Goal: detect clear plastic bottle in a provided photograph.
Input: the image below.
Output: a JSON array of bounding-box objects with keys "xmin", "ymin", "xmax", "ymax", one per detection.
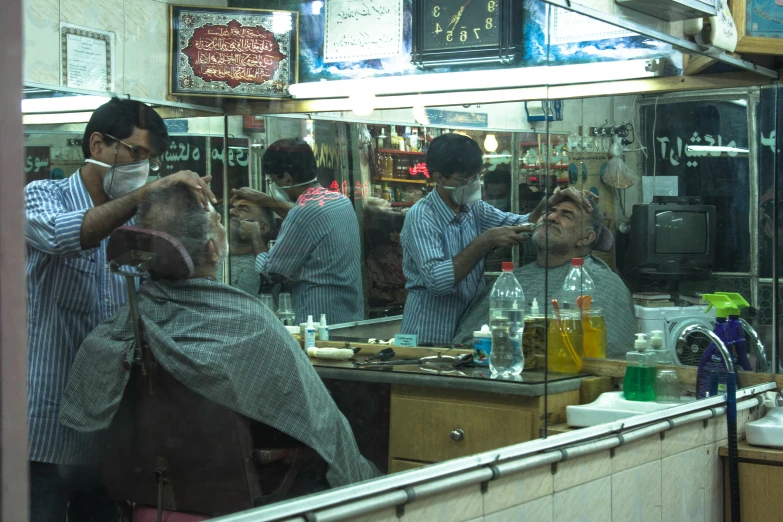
[
  {"xmin": 561, "ymin": 257, "xmax": 595, "ymax": 311},
  {"xmin": 489, "ymin": 262, "xmax": 525, "ymax": 376}
]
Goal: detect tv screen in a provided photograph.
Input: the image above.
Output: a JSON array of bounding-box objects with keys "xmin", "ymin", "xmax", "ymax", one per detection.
[{"xmin": 655, "ymin": 211, "xmax": 708, "ymax": 254}]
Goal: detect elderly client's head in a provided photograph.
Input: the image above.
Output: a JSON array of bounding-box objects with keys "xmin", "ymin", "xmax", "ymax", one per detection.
[
  {"xmin": 229, "ymin": 199, "xmax": 273, "ymax": 248},
  {"xmin": 137, "ymin": 184, "xmax": 227, "ymax": 278},
  {"xmin": 532, "ymin": 193, "xmax": 602, "ymax": 260}
]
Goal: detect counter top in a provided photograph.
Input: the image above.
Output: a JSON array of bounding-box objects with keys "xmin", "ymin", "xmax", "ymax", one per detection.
[
  {"xmin": 311, "ymin": 358, "xmax": 586, "ymax": 397},
  {"xmin": 719, "ymin": 441, "xmax": 783, "ymax": 462}
]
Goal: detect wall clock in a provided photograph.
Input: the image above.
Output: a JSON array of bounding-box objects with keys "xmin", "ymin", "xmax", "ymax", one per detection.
[{"xmin": 411, "ymin": 0, "xmax": 523, "ymax": 68}]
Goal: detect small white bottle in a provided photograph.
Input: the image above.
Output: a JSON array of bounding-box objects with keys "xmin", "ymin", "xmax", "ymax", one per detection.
[
  {"xmin": 318, "ymin": 314, "xmax": 330, "ymax": 342},
  {"xmin": 304, "ymin": 315, "xmax": 316, "ymax": 349}
]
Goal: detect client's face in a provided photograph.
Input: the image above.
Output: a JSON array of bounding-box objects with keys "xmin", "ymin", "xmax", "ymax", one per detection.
[
  {"xmin": 207, "ymin": 208, "xmax": 228, "ymax": 263},
  {"xmin": 229, "ymin": 199, "xmax": 269, "ymax": 246},
  {"xmin": 532, "ymin": 200, "xmax": 589, "ymax": 253}
]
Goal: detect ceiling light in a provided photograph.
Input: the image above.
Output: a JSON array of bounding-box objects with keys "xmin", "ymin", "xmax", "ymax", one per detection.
[
  {"xmin": 287, "ymin": 59, "xmax": 660, "ymax": 99},
  {"xmin": 484, "ymin": 134, "xmax": 499, "ymax": 153},
  {"xmin": 23, "ymin": 111, "xmax": 94, "ymax": 125},
  {"xmin": 22, "ymin": 95, "xmax": 110, "ymax": 114}
]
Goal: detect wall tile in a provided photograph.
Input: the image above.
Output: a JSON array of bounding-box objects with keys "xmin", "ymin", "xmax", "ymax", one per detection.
[
  {"xmin": 611, "ymin": 434, "xmax": 662, "ymax": 473},
  {"xmin": 554, "ymin": 450, "xmax": 612, "ymax": 492},
  {"xmin": 705, "ymin": 415, "xmax": 728, "ymax": 445},
  {"xmin": 401, "ymin": 484, "xmax": 482, "ymax": 522},
  {"xmin": 123, "ymin": 0, "xmax": 169, "ymax": 100},
  {"xmin": 554, "ymin": 477, "xmax": 611, "ymax": 522},
  {"xmin": 705, "ymin": 442, "xmax": 724, "ymax": 522},
  {"xmin": 662, "ymin": 447, "xmax": 705, "ymax": 522},
  {"xmin": 24, "ymin": 0, "xmax": 60, "ymax": 84},
  {"xmin": 485, "ymin": 496, "xmax": 553, "ymax": 522},
  {"xmin": 611, "ymin": 460, "xmax": 662, "ymax": 522},
  {"xmin": 483, "ymin": 465, "xmax": 554, "ymax": 516},
  {"xmin": 661, "ymin": 420, "xmax": 706, "ymax": 458}
]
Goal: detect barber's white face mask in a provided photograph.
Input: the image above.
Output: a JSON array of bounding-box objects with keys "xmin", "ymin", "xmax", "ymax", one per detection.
[
  {"xmin": 86, "ymin": 158, "xmax": 150, "ymax": 199},
  {"xmin": 442, "ymin": 177, "xmax": 482, "ymax": 206},
  {"xmin": 270, "ymin": 176, "xmax": 317, "ymax": 203}
]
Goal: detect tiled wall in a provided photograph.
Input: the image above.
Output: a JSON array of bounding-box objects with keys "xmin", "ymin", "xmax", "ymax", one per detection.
[
  {"xmin": 348, "ymin": 408, "xmax": 759, "ymax": 522},
  {"xmin": 23, "ymin": 0, "xmax": 228, "ymax": 100}
]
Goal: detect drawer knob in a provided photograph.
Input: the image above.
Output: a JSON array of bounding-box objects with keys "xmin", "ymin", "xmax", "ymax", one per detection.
[{"xmin": 450, "ymin": 429, "xmax": 465, "ymax": 442}]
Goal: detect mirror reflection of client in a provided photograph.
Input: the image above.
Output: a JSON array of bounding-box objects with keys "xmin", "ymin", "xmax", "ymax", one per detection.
[
  {"xmin": 228, "ymin": 198, "xmax": 273, "ymax": 297},
  {"xmin": 60, "ymin": 184, "xmax": 379, "ymax": 489},
  {"xmin": 453, "ymin": 192, "xmax": 636, "ymax": 358},
  {"xmin": 231, "ymin": 139, "xmax": 364, "ymax": 324}
]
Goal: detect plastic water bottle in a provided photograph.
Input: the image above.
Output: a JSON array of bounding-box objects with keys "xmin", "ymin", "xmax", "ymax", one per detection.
[
  {"xmin": 561, "ymin": 258, "xmax": 595, "ymax": 311},
  {"xmin": 489, "ymin": 262, "xmax": 525, "ymax": 376}
]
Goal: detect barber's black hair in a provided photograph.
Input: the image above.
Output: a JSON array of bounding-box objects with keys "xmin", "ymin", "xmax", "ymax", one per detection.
[
  {"xmin": 426, "ymin": 133, "xmax": 483, "ymax": 179},
  {"xmin": 82, "ymin": 97, "xmax": 168, "ymax": 159},
  {"xmin": 137, "ymin": 184, "xmax": 211, "ymax": 270},
  {"xmin": 262, "ymin": 138, "xmax": 317, "ymax": 184}
]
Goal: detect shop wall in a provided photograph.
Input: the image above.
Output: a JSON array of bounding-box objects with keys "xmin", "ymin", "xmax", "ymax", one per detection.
[
  {"xmin": 23, "ymin": 0, "xmax": 228, "ymax": 100},
  {"xmin": 343, "ymin": 409, "xmax": 758, "ymax": 522}
]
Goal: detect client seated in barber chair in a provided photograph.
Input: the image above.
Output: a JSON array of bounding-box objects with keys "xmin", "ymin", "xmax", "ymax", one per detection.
[{"xmin": 59, "ymin": 184, "xmax": 379, "ymax": 519}]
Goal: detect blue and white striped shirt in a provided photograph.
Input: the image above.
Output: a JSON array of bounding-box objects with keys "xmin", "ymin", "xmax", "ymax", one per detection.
[
  {"xmin": 26, "ymin": 172, "xmax": 132, "ymax": 464},
  {"xmin": 400, "ymin": 191, "xmax": 528, "ymax": 345},
  {"xmin": 255, "ymin": 186, "xmax": 364, "ymax": 324}
]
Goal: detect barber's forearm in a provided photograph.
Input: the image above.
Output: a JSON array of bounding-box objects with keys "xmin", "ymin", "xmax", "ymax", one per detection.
[
  {"xmin": 528, "ymin": 197, "xmax": 546, "ymax": 224},
  {"xmin": 251, "ymin": 236, "xmax": 268, "ymax": 256},
  {"xmin": 79, "ymin": 190, "xmax": 141, "ymax": 250},
  {"xmin": 272, "ymin": 201, "xmax": 295, "ymax": 220},
  {"xmin": 452, "ymin": 236, "xmax": 489, "ymax": 285}
]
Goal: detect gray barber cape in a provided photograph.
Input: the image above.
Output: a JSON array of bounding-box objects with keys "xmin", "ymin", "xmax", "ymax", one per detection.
[{"xmin": 59, "ymin": 277, "xmax": 378, "ymax": 488}]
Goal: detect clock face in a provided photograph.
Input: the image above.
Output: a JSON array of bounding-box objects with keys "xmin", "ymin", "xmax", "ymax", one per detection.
[{"xmin": 421, "ymin": 0, "xmax": 502, "ymax": 52}]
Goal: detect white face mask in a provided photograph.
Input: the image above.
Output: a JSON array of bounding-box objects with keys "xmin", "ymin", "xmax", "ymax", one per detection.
[
  {"xmin": 442, "ymin": 177, "xmax": 482, "ymax": 206},
  {"xmin": 86, "ymin": 158, "xmax": 150, "ymax": 199},
  {"xmin": 270, "ymin": 176, "xmax": 317, "ymax": 203},
  {"xmin": 487, "ymin": 198, "xmax": 509, "ymax": 211}
]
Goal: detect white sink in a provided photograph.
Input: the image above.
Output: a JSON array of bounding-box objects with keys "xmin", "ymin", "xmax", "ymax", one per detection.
[
  {"xmin": 566, "ymin": 391, "xmax": 694, "ymax": 427},
  {"xmin": 746, "ymin": 407, "xmax": 783, "ymax": 448}
]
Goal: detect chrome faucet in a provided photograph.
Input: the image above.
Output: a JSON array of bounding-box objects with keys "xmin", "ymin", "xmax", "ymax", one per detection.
[
  {"xmin": 678, "ymin": 324, "xmax": 736, "ymax": 376},
  {"xmin": 738, "ymin": 318, "xmax": 769, "ymax": 372}
]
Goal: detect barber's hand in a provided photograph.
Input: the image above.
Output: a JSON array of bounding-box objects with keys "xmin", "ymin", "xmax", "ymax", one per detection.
[
  {"xmin": 150, "ymin": 171, "xmax": 216, "ymax": 210},
  {"xmin": 230, "ymin": 187, "xmax": 281, "ymax": 208},
  {"xmin": 480, "ymin": 225, "xmax": 534, "ymax": 249},
  {"xmin": 237, "ymin": 219, "xmax": 263, "ymax": 241},
  {"xmin": 548, "ymin": 187, "xmax": 597, "ymax": 214}
]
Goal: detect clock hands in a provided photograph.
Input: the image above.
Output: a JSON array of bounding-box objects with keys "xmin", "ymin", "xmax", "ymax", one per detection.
[{"xmin": 447, "ymin": 0, "xmax": 473, "ymax": 33}]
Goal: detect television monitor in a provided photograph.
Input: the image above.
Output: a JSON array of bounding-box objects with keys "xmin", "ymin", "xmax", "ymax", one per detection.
[{"xmin": 628, "ymin": 202, "xmax": 716, "ymax": 280}]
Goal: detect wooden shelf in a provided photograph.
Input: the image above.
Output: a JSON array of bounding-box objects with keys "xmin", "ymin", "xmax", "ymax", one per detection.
[
  {"xmin": 378, "ymin": 149, "xmax": 426, "ymax": 156},
  {"xmin": 378, "ymin": 177, "xmax": 429, "ymax": 184}
]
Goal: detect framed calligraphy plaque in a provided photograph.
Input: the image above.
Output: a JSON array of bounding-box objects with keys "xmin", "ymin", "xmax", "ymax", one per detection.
[
  {"xmin": 729, "ymin": 0, "xmax": 783, "ymax": 54},
  {"xmin": 60, "ymin": 23, "xmax": 115, "ymax": 92},
  {"xmin": 324, "ymin": 0, "xmax": 404, "ymax": 62},
  {"xmin": 169, "ymin": 5, "xmax": 298, "ymax": 98}
]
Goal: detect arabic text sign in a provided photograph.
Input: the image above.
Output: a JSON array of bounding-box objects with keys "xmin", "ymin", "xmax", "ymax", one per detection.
[
  {"xmin": 171, "ymin": 6, "xmax": 297, "ymax": 98},
  {"xmin": 24, "ymin": 147, "xmax": 51, "ymax": 184},
  {"xmin": 324, "ymin": 0, "xmax": 403, "ymax": 62}
]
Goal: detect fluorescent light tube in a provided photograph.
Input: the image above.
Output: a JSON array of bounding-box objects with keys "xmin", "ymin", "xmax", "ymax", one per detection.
[
  {"xmin": 287, "ymin": 59, "xmax": 659, "ymax": 99},
  {"xmin": 23, "ymin": 111, "xmax": 94, "ymax": 125},
  {"xmin": 686, "ymin": 145, "xmax": 749, "ymax": 154},
  {"xmin": 22, "ymin": 95, "xmax": 110, "ymax": 114}
]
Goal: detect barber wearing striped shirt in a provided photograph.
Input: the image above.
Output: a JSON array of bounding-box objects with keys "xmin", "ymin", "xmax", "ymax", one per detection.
[
  {"xmin": 400, "ymin": 133, "xmax": 593, "ymax": 345},
  {"xmin": 231, "ymin": 139, "xmax": 364, "ymax": 324},
  {"xmin": 25, "ymin": 98, "xmax": 216, "ymax": 522}
]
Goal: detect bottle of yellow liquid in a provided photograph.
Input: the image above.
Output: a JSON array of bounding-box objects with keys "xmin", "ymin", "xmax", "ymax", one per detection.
[
  {"xmin": 547, "ymin": 310, "xmax": 584, "ymax": 373},
  {"xmin": 582, "ymin": 309, "xmax": 607, "ymax": 359}
]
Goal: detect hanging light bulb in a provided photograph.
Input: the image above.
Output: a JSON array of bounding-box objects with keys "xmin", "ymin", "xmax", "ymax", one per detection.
[{"xmin": 484, "ymin": 133, "xmax": 499, "ymax": 153}]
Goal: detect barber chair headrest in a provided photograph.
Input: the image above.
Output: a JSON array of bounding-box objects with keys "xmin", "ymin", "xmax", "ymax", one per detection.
[
  {"xmin": 594, "ymin": 225, "xmax": 614, "ymax": 252},
  {"xmin": 107, "ymin": 226, "xmax": 195, "ymax": 280}
]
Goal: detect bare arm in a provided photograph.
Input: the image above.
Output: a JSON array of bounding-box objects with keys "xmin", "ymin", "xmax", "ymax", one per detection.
[
  {"xmin": 453, "ymin": 225, "xmax": 532, "ymax": 284},
  {"xmin": 231, "ymin": 188, "xmax": 295, "ymax": 220},
  {"xmin": 80, "ymin": 170, "xmax": 216, "ymax": 250}
]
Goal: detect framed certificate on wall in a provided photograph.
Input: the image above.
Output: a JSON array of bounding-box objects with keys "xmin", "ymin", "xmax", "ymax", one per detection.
[
  {"xmin": 729, "ymin": 0, "xmax": 783, "ymax": 54},
  {"xmin": 169, "ymin": 5, "xmax": 298, "ymax": 98}
]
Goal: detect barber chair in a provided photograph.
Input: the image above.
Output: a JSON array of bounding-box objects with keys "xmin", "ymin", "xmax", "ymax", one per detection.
[{"xmin": 102, "ymin": 226, "xmax": 311, "ymax": 522}]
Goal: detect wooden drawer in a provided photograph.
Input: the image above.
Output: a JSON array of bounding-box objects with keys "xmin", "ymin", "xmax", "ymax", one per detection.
[
  {"xmin": 389, "ymin": 459, "xmax": 430, "ymax": 474},
  {"xmin": 389, "ymin": 396, "xmax": 533, "ymax": 463}
]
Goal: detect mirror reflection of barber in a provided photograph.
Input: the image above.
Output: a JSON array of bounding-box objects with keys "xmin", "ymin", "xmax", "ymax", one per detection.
[
  {"xmin": 231, "ymin": 139, "xmax": 364, "ymax": 324},
  {"xmin": 399, "ymin": 133, "xmax": 595, "ymax": 345}
]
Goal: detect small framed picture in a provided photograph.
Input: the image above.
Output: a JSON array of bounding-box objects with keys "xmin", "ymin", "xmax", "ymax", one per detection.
[
  {"xmin": 729, "ymin": 0, "xmax": 783, "ymax": 54},
  {"xmin": 169, "ymin": 5, "xmax": 298, "ymax": 98}
]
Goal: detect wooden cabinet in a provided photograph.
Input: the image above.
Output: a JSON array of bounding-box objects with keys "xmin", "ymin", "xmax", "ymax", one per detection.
[
  {"xmin": 721, "ymin": 442, "xmax": 783, "ymax": 522},
  {"xmin": 388, "ymin": 384, "xmax": 579, "ymax": 468}
]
